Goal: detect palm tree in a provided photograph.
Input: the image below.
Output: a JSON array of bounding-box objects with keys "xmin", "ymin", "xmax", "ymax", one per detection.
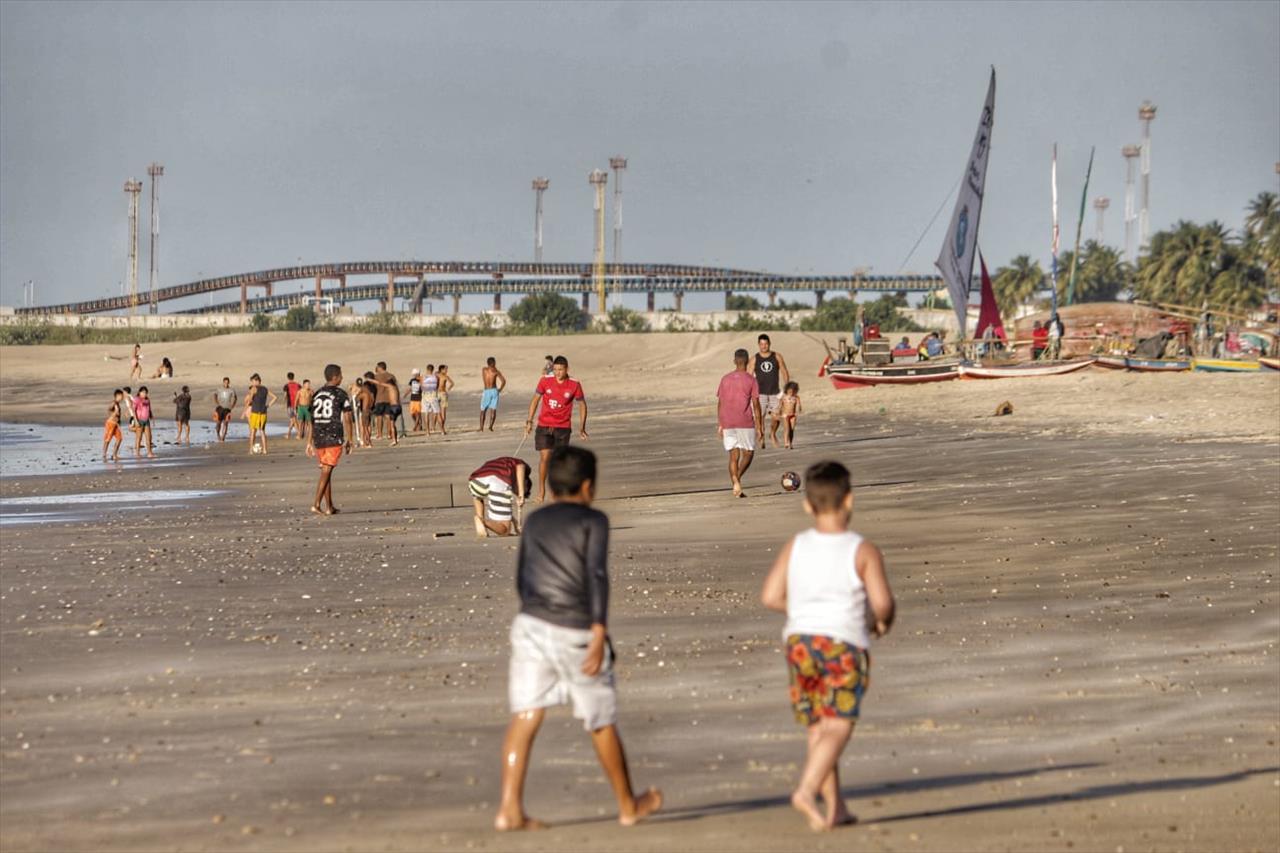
[
  {"xmin": 1243, "ymin": 191, "xmax": 1280, "ymax": 296},
  {"xmin": 1060, "ymin": 241, "xmax": 1131, "ymax": 303},
  {"xmin": 992, "ymin": 255, "xmax": 1044, "ymax": 318},
  {"xmin": 1134, "ymin": 220, "xmax": 1266, "ymax": 312}
]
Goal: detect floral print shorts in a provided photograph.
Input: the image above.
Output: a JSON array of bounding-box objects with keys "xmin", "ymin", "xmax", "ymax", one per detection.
[{"xmin": 786, "ymin": 634, "xmax": 870, "ymax": 725}]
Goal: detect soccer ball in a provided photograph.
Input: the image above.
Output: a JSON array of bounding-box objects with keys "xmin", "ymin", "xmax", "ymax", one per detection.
[
  {"xmin": 252, "ymin": 442, "xmax": 263, "ymax": 455},
  {"xmin": 781, "ymin": 471, "xmax": 801, "ymax": 492}
]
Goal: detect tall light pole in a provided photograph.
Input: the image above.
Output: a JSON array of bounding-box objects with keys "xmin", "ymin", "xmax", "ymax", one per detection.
[
  {"xmin": 124, "ymin": 179, "xmax": 142, "ymax": 316},
  {"xmin": 1122, "ymin": 145, "xmax": 1140, "ymax": 263},
  {"xmin": 532, "ymin": 178, "xmax": 549, "ymax": 263},
  {"xmin": 1093, "ymin": 196, "xmax": 1110, "ymax": 244},
  {"xmin": 147, "ymin": 162, "xmax": 164, "ymax": 314},
  {"xmin": 609, "ymin": 156, "xmax": 626, "ymax": 266},
  {"xmin": 589, "ymin": 169, "xmax": 608, "ymax": 314},
  {"xmin": 1138, "ymin": 102, "xmax": 1156, "ymax": 249}
]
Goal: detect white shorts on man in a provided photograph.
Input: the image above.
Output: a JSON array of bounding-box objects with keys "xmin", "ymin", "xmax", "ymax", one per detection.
[
  {"xmin": 508, "ymin": 613, "xmax": 617, "ymax": 731},
  {"xmin": 722, "ymin": 428, "xmax": 757, "ymax": 452}
]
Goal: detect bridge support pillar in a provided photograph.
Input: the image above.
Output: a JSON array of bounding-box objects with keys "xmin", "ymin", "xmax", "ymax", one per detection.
[
  {"xmin": 493, "ymin": 293, "xmax": 502, "ymax": 312},
  {"xmin": 386, "ymin": 273, "xmax": 395, "ymax": 312},
  {"xmin": 646, "ymin": 291, "xmax": 655, "ymax": 312},
  {"xmin": 452, "ymin": 293, "xmax": 461, "ymax": 315},
  {"xmin": 315, "ymin": 276, "xmax": 323, "ymax": 299},
  {"xmin": 815, "ymin": 289, "xmax": 826, "ymax": 307},
  {"xmin": 768, "ymin": 290, "xmax": 777, "ymax": 307},
  {"xmin": 724, "ymin": 290, "xmax": 732, "ymax": 310},
  {"xmin": 848, "ymin": 289, "xmax": 857, "ymax": 302},
  {"xmin": 674, "ymin": 291, "xmax": 684, "ymax": 312},
  {"xmin": 264, "ymin": 282, "xmax": 273, "ymax": 297},
  {"xmin": 582, "ymin": 292, "xmax": 590, "ymax": 311},
  {"xmin": 240, "ymin": 282, "xmax": 248, "ymax": 314},
  {"xmin": 338, "ymin": 275, "xmax": 347, "ymax": 306}
]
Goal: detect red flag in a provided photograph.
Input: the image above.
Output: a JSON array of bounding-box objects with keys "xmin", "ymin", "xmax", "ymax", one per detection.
[{"xmin": 975, "ymin": 252, "xmax": 1006, "ymax": 342}]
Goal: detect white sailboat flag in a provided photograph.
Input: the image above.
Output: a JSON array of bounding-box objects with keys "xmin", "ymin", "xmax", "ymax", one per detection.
[{"xmin": 935, "ymin": 68, "xmax": 995, "ymax": 340}]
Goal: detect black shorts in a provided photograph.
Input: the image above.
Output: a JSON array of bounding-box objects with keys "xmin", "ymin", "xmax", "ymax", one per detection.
[
  {"xmin": 373, "ymin": 402, "xmax": 390, "ymax": 417},
  {"xmin": 534, "ymin": 425, "xmax": 572, "ymax": 451},
  {"xmin": 176, "ymin": 411, "xmax": 190, "ymax": 424},
  {"xmin": 388, "ymin": 404, "xmax": 402, "ymax": 419},
  {"xmin": 215, "ymin": 406, "xmax": 231, "ymax": 422}
]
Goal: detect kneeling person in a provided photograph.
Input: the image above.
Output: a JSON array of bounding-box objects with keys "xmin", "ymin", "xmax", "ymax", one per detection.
[
  {"xmin": 495, "ymin": 446, "xmax": 661, "ymax": 831},
  {"xmin": 469, "ymin": 455, "xmax": 530, "ymax": 538}
]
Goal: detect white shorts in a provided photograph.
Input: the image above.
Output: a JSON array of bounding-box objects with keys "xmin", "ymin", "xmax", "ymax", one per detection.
[
  {"xmin": 759, "ymin": 393, "xmax": 782, "ymax": 416},
  {"xmin": 468, "ymin": 475, "xmax": 514, "ymax": 521},
  {"xmin": 509, "ymin": 613, "xmax": 617, "ymax": 731},
  {"xmin": 722, "ymin": 428, "xmax": 757, "ymax": 452},
  {"xmin": 422, "ymin": 394, "xmax": 441, "ymax": 414}
]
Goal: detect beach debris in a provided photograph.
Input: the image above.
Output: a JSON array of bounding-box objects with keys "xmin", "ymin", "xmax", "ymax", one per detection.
[{"xmin": 994, "ymin": 401, "xmax": 1014, "ymax": 416}]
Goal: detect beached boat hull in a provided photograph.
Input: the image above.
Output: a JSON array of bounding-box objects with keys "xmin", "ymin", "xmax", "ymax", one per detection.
[
  {"xmin": 959, "ymin": 358, "xmax": 1095, "ymax": 379},
  {"xmin": 827, "ymin": 362, "xmax": 960, "ymax": 388},
  {"xmin": 1124, "ymin": 357, "xmax": 1192, "ymax": 372},
  {"xmin": 1192, "ymin": 358, "xmax": 1261, "ymax": 373},
  {"xmin": 1258, "ymin": 357, "xmax": 1279, "ymax": 371},
  {"xmin": 1093, "ymin": 356, "xmax": 1128, "ymax": 369}
]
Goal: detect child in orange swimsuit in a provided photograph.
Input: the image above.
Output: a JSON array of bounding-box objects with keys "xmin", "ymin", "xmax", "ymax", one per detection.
[{"xmin": 102, "ymin": 389, "xmax": 125, "ymax": 462}]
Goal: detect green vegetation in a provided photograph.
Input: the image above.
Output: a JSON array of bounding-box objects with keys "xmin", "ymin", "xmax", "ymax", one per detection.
[
  {"xmin": 605, "ymin": 306, "xmax": 650, "ymax": 333},
  {"xmin": 249, "ymin": 312, "xmax": 273, "ymax": 332},
  {"xmin": 0, "ymin": 321, "xmax": 236, "ymax": 347},
  {"xmin": 800, "ymin": 294, "xmax": 922, "ymax": 333},
  {"xmin": 281, "ymin": 305, "xmax": 317, "ymax": 332},
  {"xmin": 716, "ymin": 312, "xmax": 791, "ymax": 332},
  {"xmin": 724, "ymin": 294, "xmax": 763, "ymax": 311},
  {"xmin": 507, "ymin": 292, "xmax": 588, "ymax": 334},
  {"xmin": 991, "ymin": 255, "xmax": 1045, "ymax": 317}
]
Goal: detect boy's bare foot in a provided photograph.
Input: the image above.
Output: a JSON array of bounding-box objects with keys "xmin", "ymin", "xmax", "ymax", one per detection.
[
  {"xmin": 493, "ymin": 813, "xmax": 548, "ymax": 832},
  {"xmin": 325, "ymin": 507, "xmax": 340, "ymax": 515},
  {"xmin": 311, "ymin": 505, "xmax": 324, "ymax": 516},
  {"xmin": 618, "ymin": 787, "xmax": 663, "ymax": 827},
  {"xmin": 791, "ymin": 790, "xmax": 827, "ymax": 832}
]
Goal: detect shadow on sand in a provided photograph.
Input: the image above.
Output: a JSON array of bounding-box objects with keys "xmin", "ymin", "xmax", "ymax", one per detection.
[{"xmin": 547, "ymin": 763, "xmax": 1277, "ymax": 829}]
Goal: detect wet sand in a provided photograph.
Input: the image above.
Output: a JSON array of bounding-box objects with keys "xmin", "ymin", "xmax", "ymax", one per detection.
[{"xmin": 1, "ymin": 333, "xmax": 1278, "ymax": 852}]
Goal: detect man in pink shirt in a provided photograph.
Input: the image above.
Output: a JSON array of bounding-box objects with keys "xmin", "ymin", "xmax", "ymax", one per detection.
[{"xmin": 716, "ymin": 348, "xmax": 764, "ymax": 498}]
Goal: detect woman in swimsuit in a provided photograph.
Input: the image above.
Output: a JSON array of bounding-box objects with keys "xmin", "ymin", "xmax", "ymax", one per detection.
[{"xmin": 129, "ymin": 343, "xmax": 143, "ymax": 381}]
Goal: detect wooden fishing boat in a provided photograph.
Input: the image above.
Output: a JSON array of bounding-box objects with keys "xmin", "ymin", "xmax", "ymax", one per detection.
[
  {"xmin": 826, "ymin": 361, "xmax": 961, "ymax": 388},
  {"xmin": 1261, "ymin": 357, "xmax": 1280, "ymax": 371},
  {"xmin": 1192, "ymin": 358, "xmax": 1261, "ymax": 373},
  {"xmin": 958, "ymin": 358, "xmax": 1094, "ymax": 379},
  {"xmin": 1124, "ymin": 356, "xmax": 1192, "ymax": 372},
  {"xmin": 1093, "ymin": 355, "xmax": 1128, "ymax": 369}
]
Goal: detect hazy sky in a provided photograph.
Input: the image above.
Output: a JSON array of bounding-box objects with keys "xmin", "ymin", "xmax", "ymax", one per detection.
[{"xmin": 2, "ymin": 0, "xmax": 1277, "ymax": 311}]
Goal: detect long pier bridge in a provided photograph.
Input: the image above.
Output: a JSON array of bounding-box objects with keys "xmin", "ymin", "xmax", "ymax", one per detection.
[{"xmin": 16, "ymin": 261, "xmax": 944, "ymax": 316}]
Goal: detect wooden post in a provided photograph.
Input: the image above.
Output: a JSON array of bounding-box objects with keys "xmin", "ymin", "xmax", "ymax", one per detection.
[
  {"xmin": 768, "ymin": 290, "xmax": 777, "ymax": 307},
  {"xmin": 315, "ymin": 276, "xmax": 323, "ymax": 299}
]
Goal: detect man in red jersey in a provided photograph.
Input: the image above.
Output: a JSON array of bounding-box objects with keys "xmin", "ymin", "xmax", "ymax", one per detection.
[{"xmin": 525, "ymin": 356, "xmax": 588, "ymax": 502}]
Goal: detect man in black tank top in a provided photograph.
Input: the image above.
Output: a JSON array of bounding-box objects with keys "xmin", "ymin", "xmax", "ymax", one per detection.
[{"xmin": 747, "ymin": 334, "xmax": 790, "ymax": 448}]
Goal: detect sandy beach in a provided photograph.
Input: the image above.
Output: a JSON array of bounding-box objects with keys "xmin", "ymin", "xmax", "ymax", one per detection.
[{"xmin": 1, "ymin": 331, "xmax": 1278, "ymax": 852}]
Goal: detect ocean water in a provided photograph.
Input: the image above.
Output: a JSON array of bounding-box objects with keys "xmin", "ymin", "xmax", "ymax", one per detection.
[
  {"xmin": 0, "ymin": 420, "xmax": 286, "ymax": 479},
  {"xmin": 0, "ymin": 489, "xmax": 227, "ymax": 526}
]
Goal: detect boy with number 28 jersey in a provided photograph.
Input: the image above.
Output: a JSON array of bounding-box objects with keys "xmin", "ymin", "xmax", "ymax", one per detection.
[{"xmin": 306, "ymin": 364, "xmax": 354, "ymax": 516}]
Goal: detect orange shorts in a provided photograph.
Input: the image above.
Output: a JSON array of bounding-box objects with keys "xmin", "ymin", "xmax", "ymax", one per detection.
[
  {"xmin": 316, "ymin": 445, "xmax": 343, "ymax": 468},
  {"xmin": 103, "ymin": 420, "xmax": 122, "ymax": 441}
]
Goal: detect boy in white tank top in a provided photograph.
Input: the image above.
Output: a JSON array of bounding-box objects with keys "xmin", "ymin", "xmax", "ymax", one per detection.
[{"xmin": 761, "ymin": 460, "xmax": 896, "ymax": 832}]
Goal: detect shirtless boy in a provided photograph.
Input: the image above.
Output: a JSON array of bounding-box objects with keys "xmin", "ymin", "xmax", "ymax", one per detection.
[
  {"xmin": 102, "ymin": 389, "xmax": 126, "ymax": 461},
  {"xmin": 295, "ymin": 379, "xmax": 314, "ymax": 443},
  {"xmin": 480, "ymin": 356, "xmax": 507, "ymax": 431},
  {"xmin": 436, "ymin": 364, "xmax": 454, "ymax": 434}
]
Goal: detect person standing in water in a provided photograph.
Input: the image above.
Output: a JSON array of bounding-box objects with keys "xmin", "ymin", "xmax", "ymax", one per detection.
[
  {"xmin": 102, "ymin": 389, "xmax": 126, "ymax": 462},
  {"xmin": 213, "ymin": 378, "xmax": 237, "ymax": 442},
  {"xmin": 243, "ymin": 373, "xmax": 277, "ymax": 455},
  {"xmin": 173, "ymin": 386, "xmax": 192, "ymax": 446},
  {"xmin": 129, "ymin": 343, "xmax": 143, "ymax": 381},
  {"xmin": 133, "ymin": 386, "xmax": 156, "ymax": 458},
  {"xmin": 295, "ymin": 379, "xmax": 314, "ymax": 443}
]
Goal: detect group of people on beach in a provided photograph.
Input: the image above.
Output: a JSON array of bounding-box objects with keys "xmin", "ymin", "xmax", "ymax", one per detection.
[
  {"xmin": 715, "ymin": 334, "xmax": 803, "ymax": 496},
  {"xmin": 101, "ymin": 383, "xmax": 193, "ymax": 461}
]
